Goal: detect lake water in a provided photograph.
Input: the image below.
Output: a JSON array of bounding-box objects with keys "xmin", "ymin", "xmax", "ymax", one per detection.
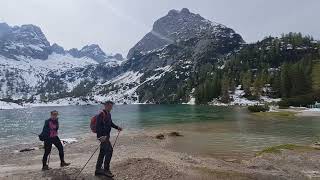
[{"xmin": 1, "ymin": 105, "xmax": 319, "ymax": 157}]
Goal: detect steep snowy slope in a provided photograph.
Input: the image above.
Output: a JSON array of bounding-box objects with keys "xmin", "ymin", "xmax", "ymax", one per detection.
[
  {"xmin": 0, "ymin": 22, "xmax": 125, "ymax": 104},
  {"xmin": 0, "ymin": 54, "xmax": 98, "ymax": 99}
]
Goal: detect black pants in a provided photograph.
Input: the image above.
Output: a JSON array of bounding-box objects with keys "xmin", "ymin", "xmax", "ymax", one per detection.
[
  {"xmin": 42, "ymin": 136, "xmax": 64, "ymax": 166},
  {"xmin": 96, "ymin": 140, "xmax": 113, "ymax": 170}
]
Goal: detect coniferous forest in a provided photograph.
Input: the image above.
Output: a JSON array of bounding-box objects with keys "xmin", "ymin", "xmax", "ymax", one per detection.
[{"xmin": 194, "ymin": 33, "xmax": 320, "ymax": 107}]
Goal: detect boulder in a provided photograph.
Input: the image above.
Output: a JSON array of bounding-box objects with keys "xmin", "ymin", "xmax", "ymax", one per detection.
[
  {"xmin": 168, "ymin": 132, "xmax": 183, "ymax": 137},
  {"xmin": 155, "ymin": 134, "xmax": 165, "ymax": 140}
]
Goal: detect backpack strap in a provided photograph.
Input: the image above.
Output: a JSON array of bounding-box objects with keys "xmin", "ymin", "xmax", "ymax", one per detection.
[{"xmin": 99, "ymin": 111, "xmax": 107, "ymax": 122}]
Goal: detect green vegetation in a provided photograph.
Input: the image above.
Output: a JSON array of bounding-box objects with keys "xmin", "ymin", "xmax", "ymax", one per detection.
[
  {"xmin": 252, "ymin": 111, "xmax": 297, "ymax": 118},
  {"xmin": 38, "ymin": 80, "xmax": 97, "ymax": 102},
  {"xmin": 256, "ymin": 144, "xmax": 316, "ymax": 156},
  {"xmin": 312, "ymin": 60, "xmax": 320, "ymax": 91},
  {"xmin": 248, "ymin": 105, "xmax": 269, "ymax": 112},
  {"xmin": 194, "ymin": 33, "xmax": 320, "ymax": 106},
  {"xmin": 195, "ymin": 70, "xmax": 222, "ymax": 104},
  {"xmin": 278, "ymin": 100, "xmax": 290, "ymax": 109},
  {"xmin": 196, "ymin": 167, "xmax": 254, "ymax": 180}
]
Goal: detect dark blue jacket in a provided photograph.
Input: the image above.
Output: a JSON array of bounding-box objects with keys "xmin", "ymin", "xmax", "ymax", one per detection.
[
  {"xmin": 39, "ymin": 119, "xmax": 59, "ymax": 141},
  {"xmin": 96, "ymin": 110, "xmax": 119, "ymax": 139}
]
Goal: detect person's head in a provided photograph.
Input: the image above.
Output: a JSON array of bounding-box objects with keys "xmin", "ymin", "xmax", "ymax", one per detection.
[
  {"xmin": 50, "ymin": 110, "xmax": 59, "ymax": 120},
  {"xmin": 103, "ymin": 101, "xmax": 114, "ymax": 112}
]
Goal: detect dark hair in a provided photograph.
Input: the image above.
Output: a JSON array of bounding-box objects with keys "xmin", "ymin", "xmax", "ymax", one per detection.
[
  {"xmin": 50, "ymin": 110, "xmax": 58, "ymax": 115},
  {"xmin": 102, "ymin": 101, "xmax": 114, "ymax": 105}
]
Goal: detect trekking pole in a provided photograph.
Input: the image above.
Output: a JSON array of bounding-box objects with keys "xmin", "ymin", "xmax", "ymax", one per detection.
[
  {"xmin": 75, "ymin": 131, "xmax": 121, "ymax": 179},
  {"xmin": 113, "ymin": 131, "xmax": 121, "ymax": 148},
  {"xmin": 47, "ymin": 153, "xmax": 51, "ymax": 166},
  {"xmin": 74, "ymin": 145, "xmax": 100, "ymax": 180}
]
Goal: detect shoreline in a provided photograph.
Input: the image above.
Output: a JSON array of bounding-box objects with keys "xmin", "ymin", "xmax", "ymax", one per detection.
[
  {"xmin": 0, "ymin": 99, "xmax": 156, "ymax": 110},
  {"xmin": 1, "ymin": 100, "xmax": 320, "ymax": 117},
  {"xmin": 1, "ymin": 129, "xmax": 320, "ymax": 179},
  {"xmin": 274, "ymin": 107, "xmax": 320, "ymax": 117}
]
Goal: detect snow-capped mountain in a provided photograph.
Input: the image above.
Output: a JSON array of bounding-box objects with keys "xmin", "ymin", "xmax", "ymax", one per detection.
[
  {"xmin": 0, "ymin": 22, "xmax": 122, "ymax": 63},
  {"xmin": 79, "ymin": 8, "xmax": 243, "ymax": 104},
  {"xmin": 0, "ymin": 22, "xmax": 125, "ymax": 105},
  {"xmin": 0, "ymin": 23, "xmax": 51, "ymax": 60},
  {"xmin": 0, "ymin": 8, "xmax": 245, "ymax": 106},
  {"xmin": 67, "ymin": 44, "xmax": 123, "ymax": 63}
]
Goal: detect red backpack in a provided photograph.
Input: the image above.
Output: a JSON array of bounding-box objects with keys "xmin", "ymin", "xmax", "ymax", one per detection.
[{"xmin": 90, "ymin": 111, "xmax": 106, "ymax": 133}]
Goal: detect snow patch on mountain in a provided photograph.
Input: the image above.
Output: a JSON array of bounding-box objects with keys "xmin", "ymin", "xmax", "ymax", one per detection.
[
  {"xmin": 210, "ymin": 85, "xmax": 281, "ymax": 106},
  {"xmin": 0, "ymin": 53, "xmax": 99, "ymax": 99},
  {"xmin": 0, "ymin": 101, "xmax": 24, "ymax": 109},
  {"xmin": 0, "ymin": 53, "xmax": 97, "ymax": 74},
  {"xmin": 96, "ymin": 71, "xmax": 144, "ymax": 104},
  {"xmin": 148, "ymin": 65, "xmax": 172, "ymax": 81}
]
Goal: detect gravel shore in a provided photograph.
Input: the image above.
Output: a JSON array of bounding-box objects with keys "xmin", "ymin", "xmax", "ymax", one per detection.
[{"xmin": 1, "ymin": 130, "xmax": 320, "ymax": 180}]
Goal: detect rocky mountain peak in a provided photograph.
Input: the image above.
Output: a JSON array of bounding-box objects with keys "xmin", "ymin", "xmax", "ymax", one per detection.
[
  {"xmin": 0, "ymin": 23, "xmax": 10, "ymax": 38},
  {"xmin": 127, "ymin": 8, "xmax": 241, "ymax": 59},
  {"xmin": 180, "ymin": 8, "xmax": 190, "ymax": 14},
  {"xmin": 113, "ymin": 53, "xmax": 124, "ymax": 61},
  {"xmin": 78, "ymin": 44, "xmax": 107, "ymax": 63},
  {"xmin": 0, "ymin": 22, "xmax": 123, "ymax": 63},
  {"xmin": 0, "ymin": 23, "xmax": 51, "ymax": 60},
  {"xmin": 66, "ymin": 44, "xmax": 123, "ymax": 63},
  {"xmin": 51, "ymin": 43, "xmax": 65, "ymax": 54},
  {"xmin": 80, "ymin": 44, "xmax": 106, "ymax": 56}
]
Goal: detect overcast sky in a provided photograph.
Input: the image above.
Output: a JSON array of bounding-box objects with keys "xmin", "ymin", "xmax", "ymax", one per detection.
[{"xmin": 0, "ymin": 0, "xmax": 319, "ymax": 56}]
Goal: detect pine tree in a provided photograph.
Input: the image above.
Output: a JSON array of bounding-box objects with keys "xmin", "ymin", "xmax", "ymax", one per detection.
[
  {"xmin": 312, "ymin": 60, "xmax": 320, "ymax": 91},
  {"xmin": 280, "ymin": 63, "xmax": 291, "ymax": 98},
  {"xmin": 271, "ymin": 72, "xmax": 281, "ymax": 97},
  {"xmin": 241, "ymin": 71, "xmax": 252, "ymax": 96},
  {"xmin": 253, "ymin": 74, "xmax": 263, "ymax": 98},
  {"xmin": 221, "ymin": 75, "xmax": 231, "ymax": 103}
]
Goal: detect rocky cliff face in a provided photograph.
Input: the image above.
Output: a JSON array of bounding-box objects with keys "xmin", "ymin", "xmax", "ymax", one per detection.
[
  {"xmin": 0, "ymin": 23, "xmax": 51, "ymax": 60},
  {"xmin": 127, "ymin": 8, "xmax": 243, "ymax": 59}
]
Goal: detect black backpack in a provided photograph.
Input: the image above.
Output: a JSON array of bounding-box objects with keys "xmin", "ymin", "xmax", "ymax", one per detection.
[{"xmin": 39, "ymin": 133, "xmax": 45, "ymax": 141}]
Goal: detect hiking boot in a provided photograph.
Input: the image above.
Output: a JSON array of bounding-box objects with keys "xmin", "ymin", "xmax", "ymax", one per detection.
[
  {"xmin": 104, "ymin": 169, "xmax": 114, "ymax": 177},
  {"xmin": 60, "ymin": 161, "xmax": 70, "ymax": 167},
  {"xmin": 42, "ymin": 165, "xmax": 50, "ymax": 171},
  {"xmin": 95, "ymin": 169, "xmax": 105, "ymax": 176}
]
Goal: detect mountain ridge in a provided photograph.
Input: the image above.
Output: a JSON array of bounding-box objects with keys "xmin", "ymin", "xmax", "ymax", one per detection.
[
  {"xmin": 0, "ymin": 23, "xmax": 123, "ymax": 63},
  {"xmin": 0, "ymin": 8, "xmax": 319, "ymax": 107}
]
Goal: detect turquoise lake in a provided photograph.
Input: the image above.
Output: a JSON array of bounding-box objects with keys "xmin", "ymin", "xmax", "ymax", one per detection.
[{"xmin": 1, "ymin": 105, "xmax": 319, "ymax": 157}]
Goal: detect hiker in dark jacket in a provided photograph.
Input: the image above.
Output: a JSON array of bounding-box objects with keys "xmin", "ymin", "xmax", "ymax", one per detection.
[
  {"xmin": 40, "ymin": 110, "xmax": 70, "ymax": 170},
  {"xmin": 95, "ymin": 101, "xmax": 122, "ymax": 177}
]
